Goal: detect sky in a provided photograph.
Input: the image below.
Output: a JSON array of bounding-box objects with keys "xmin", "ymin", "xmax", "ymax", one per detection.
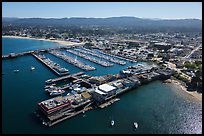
[{"xmin": 2, "ymin": 2, "xmax": 202, "ymax": 20}]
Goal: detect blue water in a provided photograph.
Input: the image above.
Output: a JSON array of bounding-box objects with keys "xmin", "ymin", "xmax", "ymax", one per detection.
[
  {"xmin": 2, "ymin": 37, "xmax": 62, "ymax": 55},
  {"xmin": 2, "ymin": 38, "xmax": 202, "ymax": 134}
]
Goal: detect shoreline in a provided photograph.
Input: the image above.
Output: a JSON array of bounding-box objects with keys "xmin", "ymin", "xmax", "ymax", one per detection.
[
  {"xmin": 164, "ymin": 79, "xmax": 202, "ymax": 102},
  {"xmin": 2, "ymin": 35, "xmax": 85, "ymax": 47}
]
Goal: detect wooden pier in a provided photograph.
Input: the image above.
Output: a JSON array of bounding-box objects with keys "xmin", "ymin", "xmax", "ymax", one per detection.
[{"xmin": 2, "ymin": 46, "xmax": 68, "ymax": 59}]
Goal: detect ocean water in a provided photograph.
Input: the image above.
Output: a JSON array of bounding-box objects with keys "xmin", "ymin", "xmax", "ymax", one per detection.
[{"xmin": 2, "ymin": 38, "xmax": 202, "ymax": 134}]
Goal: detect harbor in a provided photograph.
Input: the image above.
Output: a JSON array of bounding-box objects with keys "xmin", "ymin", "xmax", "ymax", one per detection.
[
  {"xmin": 97, "ymin": 50, "xmax": 137, "ymax": 63},
  {"xmin": 2, "ymin": 42, "xmax": 174, "ymax": 127},
  {"xmin": 2, "ymin": 37, "xmax": 202, "ymax": 134},
  {"xmin": 49, "ymin": 50, "xmax": 96, "ymax": 71}
]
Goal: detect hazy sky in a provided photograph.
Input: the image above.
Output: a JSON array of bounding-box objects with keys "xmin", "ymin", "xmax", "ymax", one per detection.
[{"xmin": 2, "ymin": 2, "xmax": 202, "ymax": 19}]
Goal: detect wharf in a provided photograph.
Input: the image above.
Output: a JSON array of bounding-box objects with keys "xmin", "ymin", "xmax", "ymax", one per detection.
[
  {"xmin": 32, "ymin": 53, "xmax": 69, "ymax": 76},
  {"xmin": 45, "ymin": 71, "xmax": 84, "ymax": 84},
  {"xmin": 47, "ymin": 101, "xmax": 93, "ymax": 127},
  {"xmin": 2, "ymin": 46, "xmax": 68, "ymax": 59},
  {"xmin": 98, "ymin": 97, "xmax": 120, "ymax": 109},
  {"xmin": 2, "ymin": 51, "xmax": 33, "ymax": 59}
]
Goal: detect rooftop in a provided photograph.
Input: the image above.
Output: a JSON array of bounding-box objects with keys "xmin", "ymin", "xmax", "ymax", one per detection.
[{"xmin": 99, "ymin": 84, "xmax": 116, "ymax": 92}]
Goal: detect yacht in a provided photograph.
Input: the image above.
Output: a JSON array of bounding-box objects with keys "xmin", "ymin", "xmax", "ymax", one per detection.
[
  {"xmin": 111, "ymin": 120, "xmax": 114, "ymax": 126},
  {"xmin": 133, "ymin": 122, "xmax": 138, "ymax": 129}
]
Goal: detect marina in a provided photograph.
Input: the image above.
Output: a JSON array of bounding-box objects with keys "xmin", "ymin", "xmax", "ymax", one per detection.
[
  {"xmin": 2, "ymin": 40, "xmax": 178, "ymax": 127},
  {"xmin": 32, "ymin": 52, "xmax": 69, "ymax": 76},
  {"xmin": 49, "ymin": 50, "xmax": 96, "ymax": 71},
  {"xmin": 74, "ymin": 48, "xmax": 126, "ymax": 65},
  {"xmin": 97, "ymin": 50, "xmax": 137, "ymax": 63},
  {"xmin": 66, "ymin": 49, "xmax": 114, "ymax": 67}
]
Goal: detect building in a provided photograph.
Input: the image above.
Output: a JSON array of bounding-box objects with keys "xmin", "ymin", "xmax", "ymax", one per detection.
[
  {"xmin": 92, "ymin": 84, "xmax": 117, "ymax": 103},
  {"xmin": 89, "ymin": 74, "xmax": 115, "ymax": 85},
  {"xmin": 38, "ymin": 96, "xmax": 72, "ymax": 117}
]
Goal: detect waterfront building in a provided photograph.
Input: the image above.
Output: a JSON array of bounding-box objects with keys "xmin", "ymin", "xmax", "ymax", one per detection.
[
  {"xmin": 89, "ymin": 74, "xmax": 115, "ymax": 85},
  {"xmin": 38, "ymin": 96, "xmax": 72, "ymax": 117},
  {"xmin": 92, "ymin": 84, "xmax": 117, "ymax": 103}
]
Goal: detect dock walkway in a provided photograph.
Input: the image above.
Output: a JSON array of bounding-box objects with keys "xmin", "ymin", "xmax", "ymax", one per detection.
[
  {"xmin": 76, "ymin": 48, "xmax": 126, "ymax": 65},
  {"xmin": 49, "ymin": 50, "xmax": 96, "ymax": 71},
  {"xmin": 67, "ymin": 49, "xmax": 113, "ymax": 67}
]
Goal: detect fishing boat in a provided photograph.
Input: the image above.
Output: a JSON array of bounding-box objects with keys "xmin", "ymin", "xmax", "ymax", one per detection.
[
  {"xmin": 133, "ymin": 122, "xmax": 138, "ymax": 129},
  {"xmin": 111, "ymin": 120, "xmax": 114, "ymax": 126}
]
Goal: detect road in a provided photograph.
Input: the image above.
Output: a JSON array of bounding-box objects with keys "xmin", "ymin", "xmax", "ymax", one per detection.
[{"xmin": 185, "ymin": 44, "xmax": 202, "ymax": 59}]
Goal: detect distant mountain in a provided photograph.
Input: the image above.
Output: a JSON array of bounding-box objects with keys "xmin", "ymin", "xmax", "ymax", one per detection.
[
  {"xmin": 2, "ymin": 16, "xmax": 202, "ymax": 32},
  {"xmin": 2, "ymin": 17, "xmax": 19, "ymax": 22}
]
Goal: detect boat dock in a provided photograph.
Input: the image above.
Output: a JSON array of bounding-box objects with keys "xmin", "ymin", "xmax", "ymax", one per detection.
[
  {"xmin": 49, "ymin": 50, "xmax": 96, "ymax": 71},
  {"xmin": 45, "ymin": 71, "xmax": 84, "ymax": 84},
  {"xmin": 67, "ymin": 49, "xmax": 113, "ymax": 67},
  {"xmin": 98, "ymin": 50, "xmax": 137, "ymax": 63},
  {"xmin": 32, "ymin": 53, "xmax": 69, "ymax": 76},
  {"xmin": 98, "ymin": 97, "xmax": 120, "ymax": 109},
  {"xmin": 76, "ymin": 48, "xmax": 126, "ymax": 65},
  {"xmin": 2, "ymin": 51, "xmax": 34, "ymax": 59}
]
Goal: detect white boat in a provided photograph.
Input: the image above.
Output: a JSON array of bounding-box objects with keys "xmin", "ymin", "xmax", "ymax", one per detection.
[
  {"xmin": 31, "ymin": 66, "xmax": 35, "ymax": 71},
  {"xmin": 111, "ymin": 120, "xmax": 114, "ymax": 126},
  {"xmin": 134, "ymin": 122, "xmax": 138, "ymax": 129},
  {"xmin": 13, "ymin": 70, "xmax": 19, "ymax": 73},
  {"xmin": 50, "ymin": 89, "xmax": 65, "ymax": 96}
]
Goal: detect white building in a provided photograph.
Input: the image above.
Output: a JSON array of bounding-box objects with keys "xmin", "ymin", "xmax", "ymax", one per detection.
[{"xmin": 92, "ymin": 84, "xmax": 117, "ymax": 103}]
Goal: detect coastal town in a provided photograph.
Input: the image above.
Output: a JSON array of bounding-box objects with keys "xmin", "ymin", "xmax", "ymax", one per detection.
[
  {"xmin": 2, "ymin": 24, "xmax": 202, "ymax": 95},
  {"xmin": 2, "ymin": 2, "xmax": 202, "ymax": 134},
  {"xmin": 2, "ymin": 26, "xmax": 202, "ymax": 126}
]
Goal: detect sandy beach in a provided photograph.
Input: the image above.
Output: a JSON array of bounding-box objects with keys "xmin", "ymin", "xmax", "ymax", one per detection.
[
  {"xmin": 164, "ymin": 79, "xmax": 202, "ymax": 102},
  {"xmin": 2, "ymin": 35, "xmax": 85, "ymax": 46}
]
